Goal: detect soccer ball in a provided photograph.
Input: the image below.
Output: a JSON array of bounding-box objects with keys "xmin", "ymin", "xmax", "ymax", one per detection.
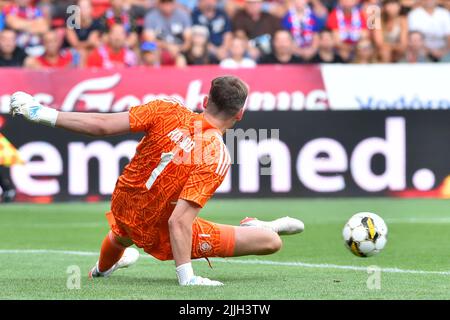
[{"xmin": 342, "ymin": 212, "xmax": 388, "ymax": 257}]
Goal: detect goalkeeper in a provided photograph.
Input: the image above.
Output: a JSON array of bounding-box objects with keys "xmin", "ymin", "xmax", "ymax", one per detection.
[{"xmin": 9, "ymin": 76, "xmax": 304, "ymax": 286}]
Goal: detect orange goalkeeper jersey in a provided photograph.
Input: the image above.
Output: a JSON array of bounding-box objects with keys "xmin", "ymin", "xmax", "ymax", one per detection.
[{"xmin": 109, "ymin": 98, "xmax": 231, "ymax": 259}]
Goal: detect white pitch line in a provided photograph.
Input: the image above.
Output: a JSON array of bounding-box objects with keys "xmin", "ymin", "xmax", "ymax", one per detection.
[
  {"xmin": 1, "ymin": 249, "xmax": 450, "ymax": 276},
  {"xmin": 212, "ymin": 258, "xmax": 450, "ymax": 276},
  {"xmin": 0, "ymin": 249, "xmax": 98, "ymax": 256}
]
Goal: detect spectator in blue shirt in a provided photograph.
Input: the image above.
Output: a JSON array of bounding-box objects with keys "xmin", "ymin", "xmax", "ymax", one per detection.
[{"xmin": 192, "ymin": 0, "xmax": 232, "ymax": 60}]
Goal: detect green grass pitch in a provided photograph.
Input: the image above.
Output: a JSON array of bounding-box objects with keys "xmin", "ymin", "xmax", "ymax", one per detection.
[{"xmin": 0, "ymin": 198, "xmax": 449, "ymax": 300}]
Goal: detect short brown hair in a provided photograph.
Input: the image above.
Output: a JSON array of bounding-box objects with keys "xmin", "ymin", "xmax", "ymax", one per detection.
[{"xmin": 207, "ymin": 76, "xmax": 248, "ymax": 118}]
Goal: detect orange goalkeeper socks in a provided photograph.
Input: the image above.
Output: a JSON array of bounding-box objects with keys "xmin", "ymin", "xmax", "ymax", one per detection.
[{"xmin": 98, "ymin": 231, "xmax": 126, "ymax": 272}]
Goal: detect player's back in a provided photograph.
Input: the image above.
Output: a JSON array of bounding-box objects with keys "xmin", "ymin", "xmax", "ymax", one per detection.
[
  {"xmin": 113, "ymin": 98, "xmax": 229, "ymax": 221},
  {"xmin": 117, "ymin": 99, "xmax": 195, "ymax": 192}
]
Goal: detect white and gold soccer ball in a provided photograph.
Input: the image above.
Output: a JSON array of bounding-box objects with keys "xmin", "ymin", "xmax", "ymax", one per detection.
[{"xmin": 342, "ymin": 212, "xmax": 388, "ymax": 257}]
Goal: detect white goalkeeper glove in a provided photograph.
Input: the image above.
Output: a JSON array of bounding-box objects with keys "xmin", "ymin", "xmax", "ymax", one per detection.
[
  {"xmin": 9, "ymin": 91, "xmax": 59, "ymax": 127},
  {"xmin": 176, "ymin": 262, "xmax": 223, "ymax": 286}
]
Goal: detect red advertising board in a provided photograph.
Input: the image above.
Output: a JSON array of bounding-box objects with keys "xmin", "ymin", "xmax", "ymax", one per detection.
[{"xmin": 0, "ymin": 65, "xmax": 327, "ymax": 113}]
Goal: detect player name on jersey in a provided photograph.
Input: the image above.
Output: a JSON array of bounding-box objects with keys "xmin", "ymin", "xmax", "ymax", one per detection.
[{"xmin": 167, "ymin": 128, "xmax": 195, "ymax": 153}]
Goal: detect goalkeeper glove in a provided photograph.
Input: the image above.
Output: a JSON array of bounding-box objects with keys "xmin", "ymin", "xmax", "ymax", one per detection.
[
  {"xmin": 9, "ymin": 91, "xmax": 59, "ymax": 127},
  {"xmin": 176, "ymin": 262, "xmax": 223, "ymax": 286}
]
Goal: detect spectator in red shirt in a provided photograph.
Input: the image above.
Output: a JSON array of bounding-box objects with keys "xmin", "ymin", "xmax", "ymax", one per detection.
[
  {"xmin": 4, "ymin": 0, "xmax": 49, "ymax": 56},
  {"xmin": 25, "ymin": 30, "xmax": 77, "ymax": 69},
  {"xmin": 326, "ymin": 0, "xmax": 369, "ymax": 60},
  {"xmin": 86, "ymin": 23, "xmax": 138, "ymax": 68}
]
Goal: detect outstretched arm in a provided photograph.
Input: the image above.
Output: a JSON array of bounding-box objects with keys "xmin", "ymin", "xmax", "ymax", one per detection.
[
  {"xmin": 56, "ymin": 112, "xmax": 130, "ymax": 136},
  {"xmin": 9, "ymin": 91, "xmax": 131, "ymax": 136}
]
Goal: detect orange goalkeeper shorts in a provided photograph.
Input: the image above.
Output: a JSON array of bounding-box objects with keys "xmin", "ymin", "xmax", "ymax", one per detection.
[{"xmin": 106, "ymin": 211, "xmax": 235, "ymax": 260}]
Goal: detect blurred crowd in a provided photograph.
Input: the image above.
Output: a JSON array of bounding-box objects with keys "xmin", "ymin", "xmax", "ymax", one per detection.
[{"xmin": 0, "ymin": 0, "xmax": 449, "ymax": 69}]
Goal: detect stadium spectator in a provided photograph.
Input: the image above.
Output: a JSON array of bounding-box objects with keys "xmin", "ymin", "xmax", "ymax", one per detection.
[
  {"xmin": 220, "ymin": 36, "xmax": 256, "ymax": 68},
  {"xmin": 400, "ymin": 0, "xmax": 417, "ymax": 15},
  {"xmin": 86, "ymin": 23, "xmax": 138, "ymax": 68},
  {"xmin": 282, "ymin": 0, "xmax": 328, "ymax": 61},
  {"xmin": 352, "ymin": 37, "xmax": 377, "ymax": 63},
  {"xmin": 129, "ymin": 0, "xmax": 157, "ymax": 9},
  {"xmin": 126, "ymin": 0, "xmax": 153, "ymax": 21},
  {"xmin": 232, "ymin": 0, "xmax": 282, "ymax": 58},
  {"xmin": 178, "ymin": 25, "xmax": 219, "ymax": 65},
  {"xmin": 439, "ymin": 0, "xmax": 450, "ymax": 11},
  {"xmin": 0, "ymin": 0, "xmax": 446, "ymax": 68},
  {"xmin": 143, "ymin": 0, "xmax": 193, "ymax": 63},
  {"xmin": 35, "ymin": 0, "xmax": 61, "ymax": 25},
  {"xmin": 326, "ymin": 0, "xmax": 369, "ymax": 61},
  {"xmin": 100, "ymin": 0, "xmax": 140, "ymax": 49},
  {"xmin": 192, "ymin": 0, "xmax": 233, "ymax": 60},
  {"xmin": 4, "ymin": 0, "xmax": 49, "ymax": 56},
  {"xmin": 441, "ymin": 53, "xmax": 450, "ymax": 62},
  {"xmin": 48, "ymin": 0, "xmax": 77, "ymax": 21},
  {"xmin": 89, "ymin": 0, "xmax": 111, "ymax": 17},
  {"xmin": 399, "ymin": 30, "xmax": 432, "ymax": 62},
  {"xmin": 0, "ymin": 11, "xmax": 4, "ymax": 31},
  {"xmin": 321, "ymin": 0, "xmax": 338, "ymax": 12},
  {"xmin": 258, "ymin": 29, "xmax": 304, "ymax": 64},
  {"xmin": 0, "ymin": 29, "xmax": 28, "ymax": 67},
  {"xmin": 408, "ymin": 0, "xmax": 450, "ymax": 62},
  {"xmin": 25, "ymin": 30, "xmax": 78, "ymax": 69},
  {"xmin": 360, "ymin": 0, "xmax": 380, "ymax": 14},
  {"xmin": 179, "ymin": 0, "xmax": 202, "ymax": 12},
  {"xmin": 310, "ymin": 28, "xmax": 345, "ymax": 63},
  {"xmin": 232, "ymin": 0, "xmax": 282, "ymax": 38},
  {"xmin": 360, "ymin": 0, "xmax": 382, "ymax": 35},
  {"xmin": 258, "ymin": 0, "xmax": 289, "ymax": 18},
  {"xmin": 140, "ymin": 41, "xmax": 161, "ymax": 67},
  {"xmin": 373, "ymin": 0, "xmax": 408, "ymax": 62},
  {"xmin": 65, "ymin": 0, "xmax": 102, "ymax": 66}
]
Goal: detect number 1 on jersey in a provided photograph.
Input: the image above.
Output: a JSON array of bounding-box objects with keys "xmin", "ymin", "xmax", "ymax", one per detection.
[{"xmin": 146, "ymin": 152, "xmax": 175, "ymax": 190}]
